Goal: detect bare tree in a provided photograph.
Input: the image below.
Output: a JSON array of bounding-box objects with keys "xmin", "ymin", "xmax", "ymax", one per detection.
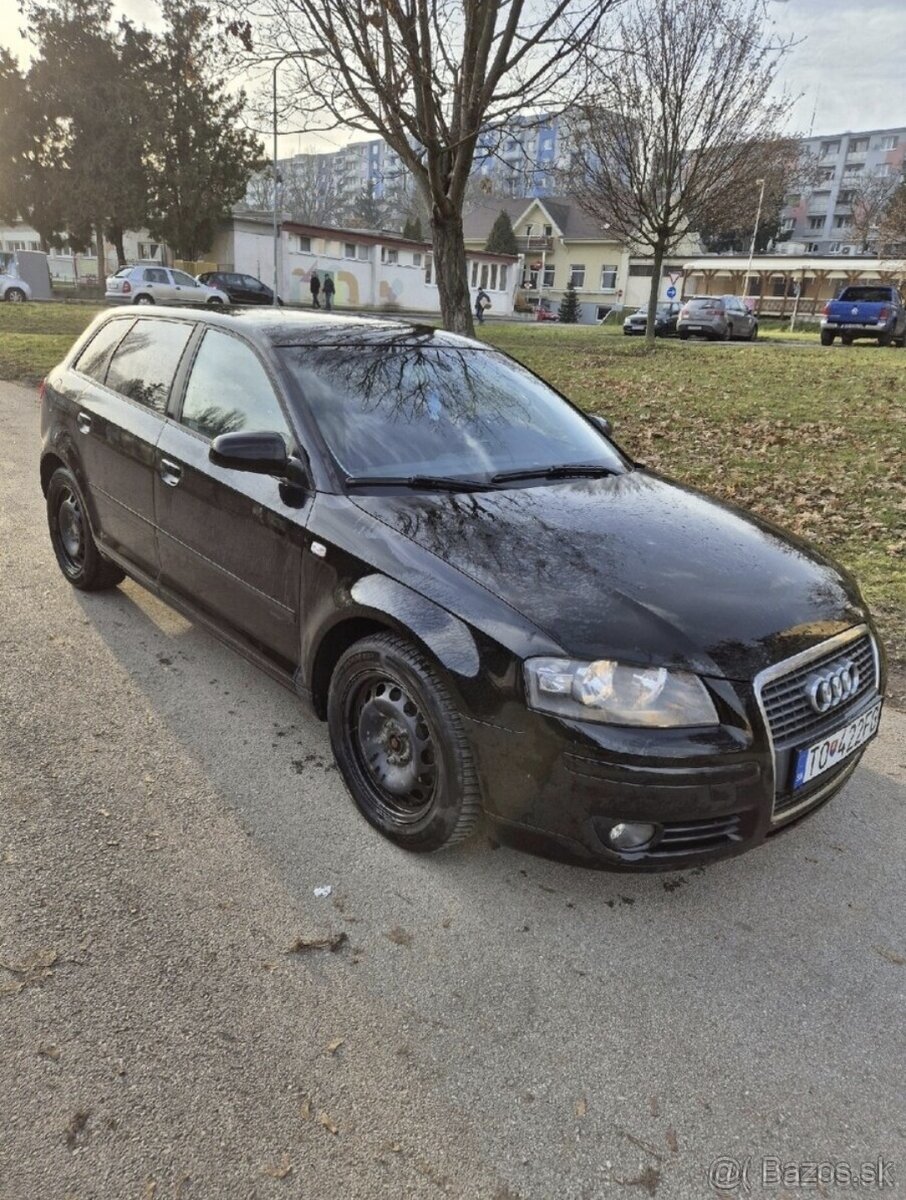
[
  {"xmin": 877, "ymin": 176, "xmax": 906, "ymax": 256},
  {"xmin": 224, "ymin": 0, "xmax": 619, "ymax": 334},
  {"xmin": 847, "ymin": 171, "xmax": 899, "ymax": 253},
  {"xmin": 565, "ymin": 0, "xmax": 794, "ymax": 347}
]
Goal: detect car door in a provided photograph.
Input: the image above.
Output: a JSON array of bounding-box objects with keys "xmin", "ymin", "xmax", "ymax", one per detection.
[
  {"xmin": 72, "ymin": 315, "xmax": 195, "ymax": 579},
  {"xmin": 154, "ymin": 325, "xmax": 309, "ymax": 670},
  {"xmin": 242, "ymin": 275, "xmax": 270, "ymax": 304},
  {"xmin": 169, "ymin": 268, "xmax": 207, "ymax": 305},
  {"xmin": 142, "ymin": 266, "xmax": 171, "ymax": 301}
]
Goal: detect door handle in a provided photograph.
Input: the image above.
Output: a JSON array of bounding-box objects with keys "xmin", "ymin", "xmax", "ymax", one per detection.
[
  {"xmin": 159, "ymin": 457, "xmax": 182, "ymax": 487},
  {"xmin": 77, "ymin": 411, "xmax": 92, "ymax": 434}
]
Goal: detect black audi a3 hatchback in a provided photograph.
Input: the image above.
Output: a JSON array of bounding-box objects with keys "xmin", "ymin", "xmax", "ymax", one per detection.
[{"xmin": 39, "ymin": 308, "xmax": 885, "ymax": 870}]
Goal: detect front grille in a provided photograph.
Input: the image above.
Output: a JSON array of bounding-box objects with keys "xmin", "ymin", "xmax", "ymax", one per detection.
[
  {"xmin": 653, "ymin": 815, "xmax": 743, "ymax": 856},
  {"xmin": 760, "ymin": 633, "xmax": 876, "ymax": 747}
]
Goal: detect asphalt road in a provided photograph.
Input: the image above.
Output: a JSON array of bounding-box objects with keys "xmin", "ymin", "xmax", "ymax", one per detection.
[{"xmin": 1, "ymin": 379, "xmax": 904, "ymax": 1200}]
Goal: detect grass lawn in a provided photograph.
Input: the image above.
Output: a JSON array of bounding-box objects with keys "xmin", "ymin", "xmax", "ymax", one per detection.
[{"xmin": 2, "ymin": 303, "xmax": 903, "ymax": 700}]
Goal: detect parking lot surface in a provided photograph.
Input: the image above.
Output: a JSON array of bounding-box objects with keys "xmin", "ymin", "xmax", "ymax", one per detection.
[{"xmin": 1, "ymin": 380, "xmax": 903, "ymax": 1199}]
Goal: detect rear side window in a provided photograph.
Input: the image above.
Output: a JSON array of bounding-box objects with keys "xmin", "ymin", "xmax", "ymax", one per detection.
[
  {"xmin": 180, "ymin": 328, "xmax": 289, "ymax": 441},
  {"xmin": 75, "ymin": 319, "xmax": 132, "ymax": 384},
  {"xmin": 106, "ymin": 319, "xmax": 193, "ymax": 413},
  {"xmin": 144, "ymin": 268, "xmax": 168, "ymax": 283}
]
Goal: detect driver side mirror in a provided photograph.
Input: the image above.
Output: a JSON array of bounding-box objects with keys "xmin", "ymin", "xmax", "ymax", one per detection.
[
  {"xmin": 210, "ymin": 430, "xmax": 306, "ymax": 485},
  {"xmin": 590, "ymin": 414, "xmax": 613, "ymax": 437}
]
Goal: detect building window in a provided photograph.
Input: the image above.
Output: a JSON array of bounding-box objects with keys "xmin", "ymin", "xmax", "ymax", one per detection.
[
  {"xmin": 628, "ymin": 264, "xmax": 654, "ymax": 277},
  {"xmin": 381, "ymin": 247, "xmax": 398, "ymax": 264},
  {"xmin": 834, "ymin": 215, "xmax": 851, "ymax": 228},
  {"xmin": 808, "ymin": 216, "xmax": 824, "ymax": 230},
  {"xmin": 818, "ymin": 168, "xmax": 835, "ymax": 182},
  {"xmin": 296, "ymin": 235, "xmax": 311, "ymax": 252},
  {"xmin": 542, "ymin": 264, "xmax": 555, "ymax": 288},
  {"xmin": 480, "ymin": 263, "xmax": 489, "ymax": 289},
  {"xmin": 524, "ymin": 223, "xmax": 534, "ymax": 237},
  {"xmin": 843, "ymin": 163, "xmax": 864, "ymax": 175},
  {"xmin": 424, "ymin": 254, "xmax": 433, "ymax": 285},
  {"xmin": 357, "ymin": 244, "xmax": 369, "ymax": 261},
  {"xmin": 568, "ymin": 264, "xmax": 585, "ymax": 289},
  {"xmin": 471, "ymin": 261, "xmax": 479, "ymax": 287},
  {"xmin": 837, "ymin": 190, "xmax": 855, "ymax": 205},
  {"xmin": 849, "ymin": 137, "xmax": 869, "ymax": 154},
  {"xmin": 542, "ymin": 223, "xmax": 552, "ymax": 236},
  {"xmin": 490, "ymin": 263, "xmax": 498, "ymax": 290},
  {"xmin": 600, "ymin": 264, "xmax": 618, "ymax": 291},
  {"xmin": 828, "ymin": 241, "xmax": 842, "ymax": 253},
  {"xmin": 806, "ymin": 242, "xmax": 820, "ymax": 252},
  {"xmin": 820, "ymin": 140, "xmax": 840, "ymax": 156},
  {"xmin": 595, "ymin": 305, "xmax": 613, "ymax": 321},
  {"xmin": 137, "ymin": 241, "xmax": 161, "ymax": 260},
  {"xmin": 876, "ymin": 163, "xmax": 893, "ymax": 178},
  {"xmin": 412, "ymin": 252, "xmax": 422, "ymax": 268},
  {"xmin": 499, "ymin": 265, "xmax": 507, "ymax": 291},
  {"xmin": 785, "ymin": 193, "xmax": 801, "ymax": 206},
  {"xmin": 879, "ymin": 135, "xmax": 899, "ymax": 151},
  {"xmin": 344, "ymin": 242, "xmax": 356, "ymax": 258}
]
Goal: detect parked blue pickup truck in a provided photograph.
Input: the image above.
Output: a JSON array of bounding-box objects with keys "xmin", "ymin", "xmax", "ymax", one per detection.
[{"xmin": 820, "ymin": 285, "xmax": 906, "ymax": 347}]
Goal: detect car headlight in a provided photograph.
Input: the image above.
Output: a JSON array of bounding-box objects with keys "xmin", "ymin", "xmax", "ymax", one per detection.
[{"xmin": 524, "ymin": 657, "xmax": 719, "ymax": 727}]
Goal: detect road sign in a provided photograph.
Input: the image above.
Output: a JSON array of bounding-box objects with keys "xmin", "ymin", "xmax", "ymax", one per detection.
[{"xmin": 666, "ymin": 286, "xmax": 677, "ymax": 299}]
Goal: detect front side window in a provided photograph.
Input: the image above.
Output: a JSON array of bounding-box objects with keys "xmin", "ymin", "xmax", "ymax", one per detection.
[
  {"xmin": 106, "ymin": 319, "xmax": 193, "ymax": 413},
  {"xmin": 280, "ymin": 345, "xmax": 625, "ymax": 482},
  {"xmin": 171, "ymin": 270, "xmax": 199, "ymax": 287},
  {"xmin": 181, "ymin": 328, "xmax": 289, "ymax": 442},
  {"xmin": 76, "ymin": 319, "xmax": 132, "ymax": 385}
]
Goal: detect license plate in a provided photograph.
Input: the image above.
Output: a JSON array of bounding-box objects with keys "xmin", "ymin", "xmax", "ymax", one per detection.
[
  {"xmin": 792, "ymin": 701, "xmax": 882, "ymax": 788},
  {"xmin": 686, "ymin": 325, "xmax": 702, "ymax": 331}
]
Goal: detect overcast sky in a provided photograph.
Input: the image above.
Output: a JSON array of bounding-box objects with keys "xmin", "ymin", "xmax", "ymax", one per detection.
[{"xmin": 2, "ymin": 0, "xmax": 904, "ymax": 153}]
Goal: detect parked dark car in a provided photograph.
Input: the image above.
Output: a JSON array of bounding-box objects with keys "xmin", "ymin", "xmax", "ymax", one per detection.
[
  {"xmin": 197, "ymin": 271, "xmax": 281, "ymax": 306},
  {"xmin": 623, "ymin": 301, "xmax": 683, "ymax": 337},
  {"xmin": 40, "ymin": 308, "xmax": 884, "ymax": 870},
  {"xmin": 677, "ymin": 295, "xmax": 758, "ymax": 341}
]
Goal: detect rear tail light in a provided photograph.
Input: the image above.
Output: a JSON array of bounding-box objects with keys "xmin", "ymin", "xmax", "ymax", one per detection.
[
  {"xmin": 822, "ymin": 303, "xmax": 830, "ymax": 316},
  {"xmin": 879, "ymin": 306, "xmax": 889, "ymax": 319},
  {"xmin": 122, "ymin": 280, "xmax": 131, "ymax": 294},
  {"xmin": 680, "ymin": 306, "xmax": 690, "ymax": 318},
  {"xmin": 37, "ymin": 378, "xmax": 46, "ymax": 405}
]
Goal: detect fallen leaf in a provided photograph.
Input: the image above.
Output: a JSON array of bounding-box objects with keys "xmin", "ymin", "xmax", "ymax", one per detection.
[
  {"xmin": 873, "ymin": 945, "xmax": 905, "ymax": 966},
  {"xmin": 666, "ymin": 1127, "xmax": 679, "ymax": 1153},
  {"xmin": 575, "ymin": 1097, "xmax": 587, "ymax": 1118},
  {"xmin": 386, "ymin": 927, "xmax": 413, "ymax": 947},
  {"xmin": 317, "ymin": 1111, "xmax": 339, "ymax": 1135},
  {"xmin": 326, "ymin": 1037, "xmax": 345, "ymax": 1055},
  {"xmin": 286, "ymin": 932, "xmax": 348, "ymax": 954},
  {"xmin": 299, "ymin": 1097, "xmax": 312, "ymax": 1121},
  {"xmin": 264, "ymin": 1154, "xmax": 292, "ymax": 1179},
  {"xmin": 143, "ymin": 1180, "xmax": 157, "ymax": 1200},
  {"xmin": 65, "ymin": 1110, "xmax": 90, "ymax": 1150},
  {"xmin": 38, "ymin": 1043, "xmax": 61, "ymax": 1061}
]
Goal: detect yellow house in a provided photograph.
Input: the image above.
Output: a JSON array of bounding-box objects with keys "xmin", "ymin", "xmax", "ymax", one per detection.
[{"xmin": 463, "ymin": 196, "xmax": 699, "ymax": 322}]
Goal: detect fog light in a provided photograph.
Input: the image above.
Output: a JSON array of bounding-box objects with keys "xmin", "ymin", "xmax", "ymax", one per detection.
[{"xmin": 608, "ymin": 821, "xmax": 657, "ymax": 851}]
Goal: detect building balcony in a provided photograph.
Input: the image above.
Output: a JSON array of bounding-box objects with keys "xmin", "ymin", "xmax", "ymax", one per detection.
[{"xmin": 515, "ymin": 235, "xmax": 554, "ymax": 252}]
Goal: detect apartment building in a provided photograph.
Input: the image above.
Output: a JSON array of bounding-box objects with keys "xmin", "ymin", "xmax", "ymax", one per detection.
[{"xmin": 781, "ymin": 126, "xmax": 906, "ymax": 254}]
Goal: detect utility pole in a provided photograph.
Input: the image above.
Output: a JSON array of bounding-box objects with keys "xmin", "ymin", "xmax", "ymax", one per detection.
[{"xmin": 744, "ymin": 177, "xmax": 767, "ymax": 309}]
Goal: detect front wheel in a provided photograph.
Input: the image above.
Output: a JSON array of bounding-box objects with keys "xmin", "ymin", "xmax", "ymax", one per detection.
[
  {"xmin": 46, "ymin": 467, "xmax": 125, "ymax": 591},
  {"xmin": 207, "ymin": 296, "xmax": 225, "ymax": 306},
  {"xmin": 749, "ymin": 324, "xmax": 758, "ymax": 341},
  {"xmin": 327, "ymin": 633, "xmax": 481, "ymax": 852},
  {"xmin": 5, "ymin": 287, "xmax": 26, "ymax": 303},
  {"xmin": 878, "ymin": 333, "xmax": 892, "ymax": 347},
  {"xmin": 134, "ymin": 294, "xmax": 154, "ymax": 305}
]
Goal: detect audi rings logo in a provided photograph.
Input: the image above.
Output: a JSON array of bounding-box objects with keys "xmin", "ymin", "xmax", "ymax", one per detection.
[{"xmin": 805, "ymin": 660, "xmax": 859, "ymax": 714}]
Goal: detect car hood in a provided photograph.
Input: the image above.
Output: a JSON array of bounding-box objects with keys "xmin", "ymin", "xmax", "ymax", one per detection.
[{"xmin": 350, "ymin": 471, "xmax": 867, "ymax": 680}]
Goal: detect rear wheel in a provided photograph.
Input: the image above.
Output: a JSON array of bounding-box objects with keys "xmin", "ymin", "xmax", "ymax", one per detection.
[
  {"xmin": 820, "ymin": 329, "xmax": 834, "ymax": 346},
  {"xmin": 207, "ymin": 296, "xmax": 225, "ymax": 306},
  {"xmin": 678, "ymin": 330, "xmax": 689, "ymax": 340},
  {"xmin": 46, "ymin": 467, "xmax": 125, "ymax": 591},
  {"xmin": 5, "ymin": 287, "xmax": 26, "ymax": 303},
  {"xmin": 327, "ymin": 632, "xmax": 481, "ymax": 852},
  {"xmin": 134, "ymin": 294, "xmax": 154, "ymax": 305}
]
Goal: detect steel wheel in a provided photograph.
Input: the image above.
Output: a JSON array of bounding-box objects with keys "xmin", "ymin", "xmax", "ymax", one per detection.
[
  {"xmin": 6, "ymin": 287, "xmax": 26, "ymax": 303},
  {"xmin": 349, "ymin": 674, "xmax": 439, "ymax": 825},
  {"xmin": 56, "ymin": 486, "xmax": 85, "ymax": 576}
]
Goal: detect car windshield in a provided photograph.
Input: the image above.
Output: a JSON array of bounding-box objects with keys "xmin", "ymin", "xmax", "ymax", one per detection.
[{"xmin": 280, "ymin": 344, "xmax": 626, "ymax": 482}]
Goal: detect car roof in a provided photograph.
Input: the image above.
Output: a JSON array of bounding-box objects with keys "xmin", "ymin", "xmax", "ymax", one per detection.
[{"xmin": 96, "ymin": 305, "xmax": 483, "ymax": 350}]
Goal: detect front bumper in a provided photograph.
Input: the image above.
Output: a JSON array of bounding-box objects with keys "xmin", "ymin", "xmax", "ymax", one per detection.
[{"xmin": 463, "ymin": 674, "xmax": 882, "ymax": 872}]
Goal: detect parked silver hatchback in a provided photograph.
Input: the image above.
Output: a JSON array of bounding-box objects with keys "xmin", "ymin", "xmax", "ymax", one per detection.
[
  {"xmin": 105, "ymin": 265, "xmax": 229, "ymax": 307},
  {"xmin": 677, "ymin": 295, "xmax": 758, "ymax": 341}
]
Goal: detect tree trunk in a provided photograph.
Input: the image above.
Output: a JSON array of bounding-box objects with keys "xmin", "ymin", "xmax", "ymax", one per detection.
[
  {"xmin": 96, "ymin": 222, "xmax": 106, "ymax": 287},
  {"xmin": 644, "ymin": 240, "xmax": 667, "ymax": 350},
  {"xmin": 110, "ymin": 225, "xmax": 127, "ymax": 267},
  {"xmin": 431, "ymin": 209, "xmax": 475, "ymax": 337}
]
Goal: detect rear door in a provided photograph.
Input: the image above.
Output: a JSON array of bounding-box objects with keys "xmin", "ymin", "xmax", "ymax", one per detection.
[
  {"xmin": 72, "ymin": 315, "xmax": 195, "ymax": 578},
  {"xmin": 154, "ymin": 326, "xmax": 309, "ymax": 670}
]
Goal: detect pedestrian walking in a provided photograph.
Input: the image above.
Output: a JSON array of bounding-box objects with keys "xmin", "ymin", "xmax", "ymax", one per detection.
[
  {"xmin": 323, "ymin": 273, "xmax": 335, "ymax": 312},
  {"xmin": 475, "ymin": 287, "xmax": 491, "ymax": 325},
  {"xmin": 310, "ymin": 271, "xmax": 321, "ymax": 308}
]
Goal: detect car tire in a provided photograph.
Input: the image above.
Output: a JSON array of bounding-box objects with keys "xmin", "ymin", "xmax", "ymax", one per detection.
[
  {"xmin": 134, "ymin": 294, "xmax": 154, "ymax": 305},
  {"xmin": 5, "ymin": 287, "xmax": 26, "ymax": 303},
  {"xmin": 678, "ymin": 330, "xmax": 689, "ymax": 340},
  {"xmin": 46, "ymin": 467, "xmax": 125, "ymax": 591},
  {"xmin": 327, "ymin": 632, "xmax": 482, "ymax": 852},
  {"xmin": 749, "ymin": 324, "xmax": 758, "ymax": 341},
  {"xmin": 820, "ymin": 330, "xmax": 834, "ymax": 346},
  {"xmin": 207, "ymin": 297, "xmax": 225, "ymax": 306}
]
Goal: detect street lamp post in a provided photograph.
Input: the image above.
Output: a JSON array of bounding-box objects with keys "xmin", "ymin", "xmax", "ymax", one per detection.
[{"xmin": 744, "ymin": 176, "xmax": 767, "ymax": 312}]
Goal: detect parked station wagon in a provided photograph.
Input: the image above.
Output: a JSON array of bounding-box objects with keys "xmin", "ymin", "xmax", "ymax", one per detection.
[{"xmin": 40, "ymin": 308, "xmax": 884, "ymax": 870}]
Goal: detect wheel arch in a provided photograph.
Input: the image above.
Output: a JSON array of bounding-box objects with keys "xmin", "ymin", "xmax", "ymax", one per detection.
[
  {"xmin": 40, "ymin": 451, "xmax": 67, "ymax": 495},
  {"xmin": 305, "ymin": 575, "xmax": 482, "ymax": 720}
]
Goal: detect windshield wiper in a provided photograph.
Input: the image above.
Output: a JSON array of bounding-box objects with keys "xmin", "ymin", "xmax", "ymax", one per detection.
[
  {"xmin": 344, "ymin": 473, "xmax": 493, "ymax": 492},
  {"xmin": 491, "ymin": 463, "xmax": 619, "ymax": 484}
]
